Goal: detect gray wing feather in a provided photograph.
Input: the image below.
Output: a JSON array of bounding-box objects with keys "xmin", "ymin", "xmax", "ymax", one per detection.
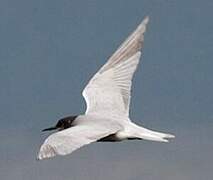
[{"xmin": 83, "ymin": 17, "xmax": 149, "ymax": 117}]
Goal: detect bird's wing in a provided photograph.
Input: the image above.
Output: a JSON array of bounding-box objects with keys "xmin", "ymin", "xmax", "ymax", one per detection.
[
  {"xmin": 82, "ymin": 17, "xmax": 149, "ymax": 117},
  {"xmin": 37, "ymin": 118, "xmax": 121, "ymax": 160}
]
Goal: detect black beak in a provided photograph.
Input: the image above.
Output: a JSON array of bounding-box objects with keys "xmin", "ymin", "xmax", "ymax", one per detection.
[{"xmin": 42, "ymin": 126, "xmax": 58, "ymax": 132}]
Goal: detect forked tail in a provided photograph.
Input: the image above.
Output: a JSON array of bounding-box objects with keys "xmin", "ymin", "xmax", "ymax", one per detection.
[{"xmin": 130, "ymin": 123, "xmax": 175, "ymax": 142}]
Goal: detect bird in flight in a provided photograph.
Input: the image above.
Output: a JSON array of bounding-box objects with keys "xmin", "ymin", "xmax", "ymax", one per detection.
[{"xmin": 37, "ymin": 16, "xmax": 175, "ymax": 160}]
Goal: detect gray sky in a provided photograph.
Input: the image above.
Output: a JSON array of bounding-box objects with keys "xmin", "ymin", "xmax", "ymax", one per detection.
[{"xmin": 1, "ymin": 0, "xmax": 213, "ymax": 180}]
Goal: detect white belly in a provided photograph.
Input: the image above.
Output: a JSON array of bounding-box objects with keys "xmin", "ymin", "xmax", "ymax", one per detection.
[{"xmin": 115, "ymin": 130, "xmax": 131, "ymax": 140}]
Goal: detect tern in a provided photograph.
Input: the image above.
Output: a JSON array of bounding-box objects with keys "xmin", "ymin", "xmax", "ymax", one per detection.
[{"xmin": 37, "ymin": 17, "xmax": 175, "ymax": 160}]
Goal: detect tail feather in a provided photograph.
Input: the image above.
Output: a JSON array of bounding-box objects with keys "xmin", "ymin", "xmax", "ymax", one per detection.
[
  {"xmin": 143, "ymin": 129, "xmax": 175, "ymax": 139},
  {"xmin": 138, "ymin": 133, "xmax": 169, "ymax": 142},
  {"xmin": 130, "ymin": 123, "xmax": 175, "ymax": 142}
]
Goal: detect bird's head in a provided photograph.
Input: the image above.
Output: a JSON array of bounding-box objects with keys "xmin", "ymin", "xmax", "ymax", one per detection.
[{"xmin": 42, "ymin": 116, "xmax": 77, "ymax": 132}]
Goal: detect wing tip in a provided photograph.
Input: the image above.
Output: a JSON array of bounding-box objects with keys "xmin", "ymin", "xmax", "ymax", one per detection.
[
  {"xmin": 131, "ymin": 16, "xmax": 149, "ymax": 39},
  {"xmin": 37, "ymin": 143, "xmax": 57, "ymax": 160},
  {"xmin": 36, "ymin": 155, "xmax": 42, "ymax": 161},
  {"xmin": 143, "ymin": 16, "xmax": 149, "ymax": 25},
  {"xmin": 137, "ymin": 16, "xmax": 149, "ymax": 33},
  {"xmin": 36, "ymin": 152, "xmax": 44, "ymax": 161}
]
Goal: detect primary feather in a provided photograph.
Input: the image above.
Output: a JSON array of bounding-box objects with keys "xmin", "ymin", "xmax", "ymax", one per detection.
[{"xmin": 83, "ymin": 17, "xmax": 149, "ymax": 116}]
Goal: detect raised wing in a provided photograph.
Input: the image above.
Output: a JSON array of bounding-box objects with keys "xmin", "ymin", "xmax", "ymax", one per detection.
[
  {"xmin": 83, "ymin": 17, "xmax": 149, "ymax": 117},
  {"xmin": 37, "ymin": 117, "xmax": 121, "ymax": 160}
]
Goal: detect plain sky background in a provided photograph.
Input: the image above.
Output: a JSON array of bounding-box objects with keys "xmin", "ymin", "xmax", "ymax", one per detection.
[{"xmin": 0, "ymin": 0, "xmax": 213, "ymax": 180}]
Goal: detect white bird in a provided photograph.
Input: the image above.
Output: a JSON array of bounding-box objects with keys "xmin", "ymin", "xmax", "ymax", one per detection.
[{"xmin": 37, "ymin": 16, "xmax": 175, "ymax": 160}]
